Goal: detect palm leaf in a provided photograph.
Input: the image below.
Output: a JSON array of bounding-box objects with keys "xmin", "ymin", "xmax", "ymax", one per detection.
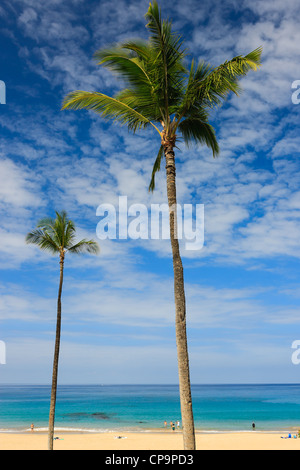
[
  {"xmin": 94, "ymin": 47, "xmax": 152, "ymax": 87},
  {"xmin": 26, "ymin": 229, "xmax": 60, "ymax": 254},
  {"xmin": 149, "ymin": 144, "xmax": 164, "ymax": 192},
  {"xmin": 62, "ymin": 90, "xmax": 161, "ymax": 135},
  {"xmin": 146, "ymin": 1, "xmax": 185, "ymax": 66},
  {"xmin": 94, "ymin": 46, "xmax": 165, "ymax": 122},
  {"xmin": 115, "ymin": 88, "xmax": 161, "ymax": 122},
  {"xmin": 145, "ymin": 1, "xmax": 186, "ymax": 122},
  {"xmin": 179, "ymin": 118, "xmax": 219, "ymax": 156},
  {"xmin": 65, "ymin": 219, "xmax": 77, "ymax": 249},
  {"xmin": 122, "ymin": 40, "xmax": 152, "ymax": 61},
  {"xmin": 198, "ymin": 47, "xmax": 263, "ymax": 107},
  {"xmin": 67, "ymin": 239, "xmax": 100, "ymax": 254},
  {"xmin": 36, "ymin": 216, "xmax": 56, "ymax": 229}
]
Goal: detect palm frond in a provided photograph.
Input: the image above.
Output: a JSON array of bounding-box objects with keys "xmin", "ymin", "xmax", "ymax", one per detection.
[
  {"xmin": 54, "ymin": 211, "xmax": 67, "ymax": 247},
  {"xmin": 94, "ymin": 45, "xmax": 165, "ymax": 122},
  {"xmin": 243, "ymin": 47, "xmax": 263, "ymax": 70},
  {"xmin": 115, "ymin": 88, "xmax": 162, "ymax": 122},
  {"xmin": 122, "ymin": 40, "xmax": 152, "ymax": 61},
  {"xmin": 64, "ymin": 219, "xmax": 77, "ymax": 249},
  {"xmin": 67, "ymin": 239, "xmax": 100, "ymax": 255},
  {"xmin": 197, "ymin": 47, "xmax": 263, "ymax": 107},
  {"xmin": 145, "ymin": 1, "xmax": 186, "ymax": 121},
  {"xmin": 62, "ymin": 90, "xmax": 161, "ymax": 135},
  {"xmin": 149, "ymin": 144, "xmax": 164, "ymax": 192},
  {"xmin": 36, "ymin": 217, "xmax": 56, "ymax": 229},
  {"xmin": 94, "ymin": 47, "xmax": 151, "ymax": 86},
  {"xmin": 174, "ymin": 47, "xmax": 262, "ymax": 128},
  {"xmin": 146, "ymin": 1, "xmax": 185, "ymax": 65},
  {"xmin": 26, "ymin": 229, "xmax": 60, "ymax": 254},
  {"xmin": 179, "ymin": 118, "xmax": 219, "ymax": 157}
]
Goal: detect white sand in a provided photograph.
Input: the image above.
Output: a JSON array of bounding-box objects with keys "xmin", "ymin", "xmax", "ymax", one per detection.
[{"xmin": 1, "ymin": 431, "xmax": 300, "ymax": 450}]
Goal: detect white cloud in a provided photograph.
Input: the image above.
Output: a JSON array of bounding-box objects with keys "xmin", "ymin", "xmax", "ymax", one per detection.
[{"xmin": 0, "ymin": 157, "xmax": 41, "ymax": 208}]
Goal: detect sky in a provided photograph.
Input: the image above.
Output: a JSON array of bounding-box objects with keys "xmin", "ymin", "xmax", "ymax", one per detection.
[{"xmin": 0, "ymin": 0, "xmax": 300, "ymax": 385}]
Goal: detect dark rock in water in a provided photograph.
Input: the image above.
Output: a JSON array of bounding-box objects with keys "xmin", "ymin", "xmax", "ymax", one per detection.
[
  {"xmin": 63, "ymin": 411, "xmax": 110, "ymax": 420},
  {"xmin": 91, "ymin": 412, "xmax": 110, "ymax": 420},
  {"xmin": 63, "ymin": 412, "xmax": 89, "ymax": 419}
]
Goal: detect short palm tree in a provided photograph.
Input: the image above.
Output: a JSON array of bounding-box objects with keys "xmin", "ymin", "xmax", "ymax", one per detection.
[
  {"xmin": 62, "ymin": 2, "xmax": 261, "ymax": 450},
  {"xmin": 26, "ymin": 211, "xmax": 99, "ymax": 450}
]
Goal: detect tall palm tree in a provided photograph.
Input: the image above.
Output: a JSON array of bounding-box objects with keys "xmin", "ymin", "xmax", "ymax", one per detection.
[
  {"xmin": 62, "ymin": 2, "xmax": 261, "ymax": 450},
  {"xmin": 26, "ymin": 211, "xmax": 99, "ymax": 450}
]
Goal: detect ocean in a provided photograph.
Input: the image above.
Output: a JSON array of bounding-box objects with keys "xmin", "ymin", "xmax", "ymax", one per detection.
[{"xmin": 1, "ymin": 384, "xmax": 300, "ymax": 433}]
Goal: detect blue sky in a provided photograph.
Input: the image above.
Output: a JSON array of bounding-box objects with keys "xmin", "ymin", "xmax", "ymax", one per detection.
[{"xmin": 0, "ymin": 0, "xmax": 300, "ymax": 384}]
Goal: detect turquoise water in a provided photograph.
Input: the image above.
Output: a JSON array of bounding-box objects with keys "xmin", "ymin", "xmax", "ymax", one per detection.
[{"xmin": 1, "ymin": 384, "xmax": 300, "ymax": 433}]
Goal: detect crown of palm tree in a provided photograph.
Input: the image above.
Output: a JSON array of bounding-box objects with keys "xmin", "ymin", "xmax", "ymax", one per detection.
[
  {"xmin": 26, "ymin": 211, "xmax": 99, "ymax": 256},
  {"xmin": 62, "ymin": 1, "xmax": 262, "ymax": 191}
]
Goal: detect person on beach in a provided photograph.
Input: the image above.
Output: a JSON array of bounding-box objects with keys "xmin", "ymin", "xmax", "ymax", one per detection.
[
  {"xmin": 176, "ymin": 420, "xmax": 180, "ymax": 429},
  {"xmin": 252, "ymin": 422, "xmax": 255, "ymax": 430},
  {"xmin": 30, "ymin": 423, "xmax": 34, "ymax": 432},
  {"xmin": 164, "ymin": 420, "xmax": 167, "ymax": 427}
]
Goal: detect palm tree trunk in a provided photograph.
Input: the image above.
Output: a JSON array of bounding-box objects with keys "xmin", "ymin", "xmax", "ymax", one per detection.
[
  {"xmin": 48, "ymin": 252, "xmax": 64, "ymax": 451},
  {"xmin": 164, "ymin": 143, "xmax": 196, "ymax": 450}
]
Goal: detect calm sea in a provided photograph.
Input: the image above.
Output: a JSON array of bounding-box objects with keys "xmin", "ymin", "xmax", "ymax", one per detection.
[{"xmin": 1, "ymin": 384, "xmax": 300, "ymax": 433}]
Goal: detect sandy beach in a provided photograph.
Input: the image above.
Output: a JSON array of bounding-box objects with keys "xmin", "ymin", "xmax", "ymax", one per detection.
[{"xmin": 1, "ymin": 431, "xmax": 300, "ymax": 450}]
